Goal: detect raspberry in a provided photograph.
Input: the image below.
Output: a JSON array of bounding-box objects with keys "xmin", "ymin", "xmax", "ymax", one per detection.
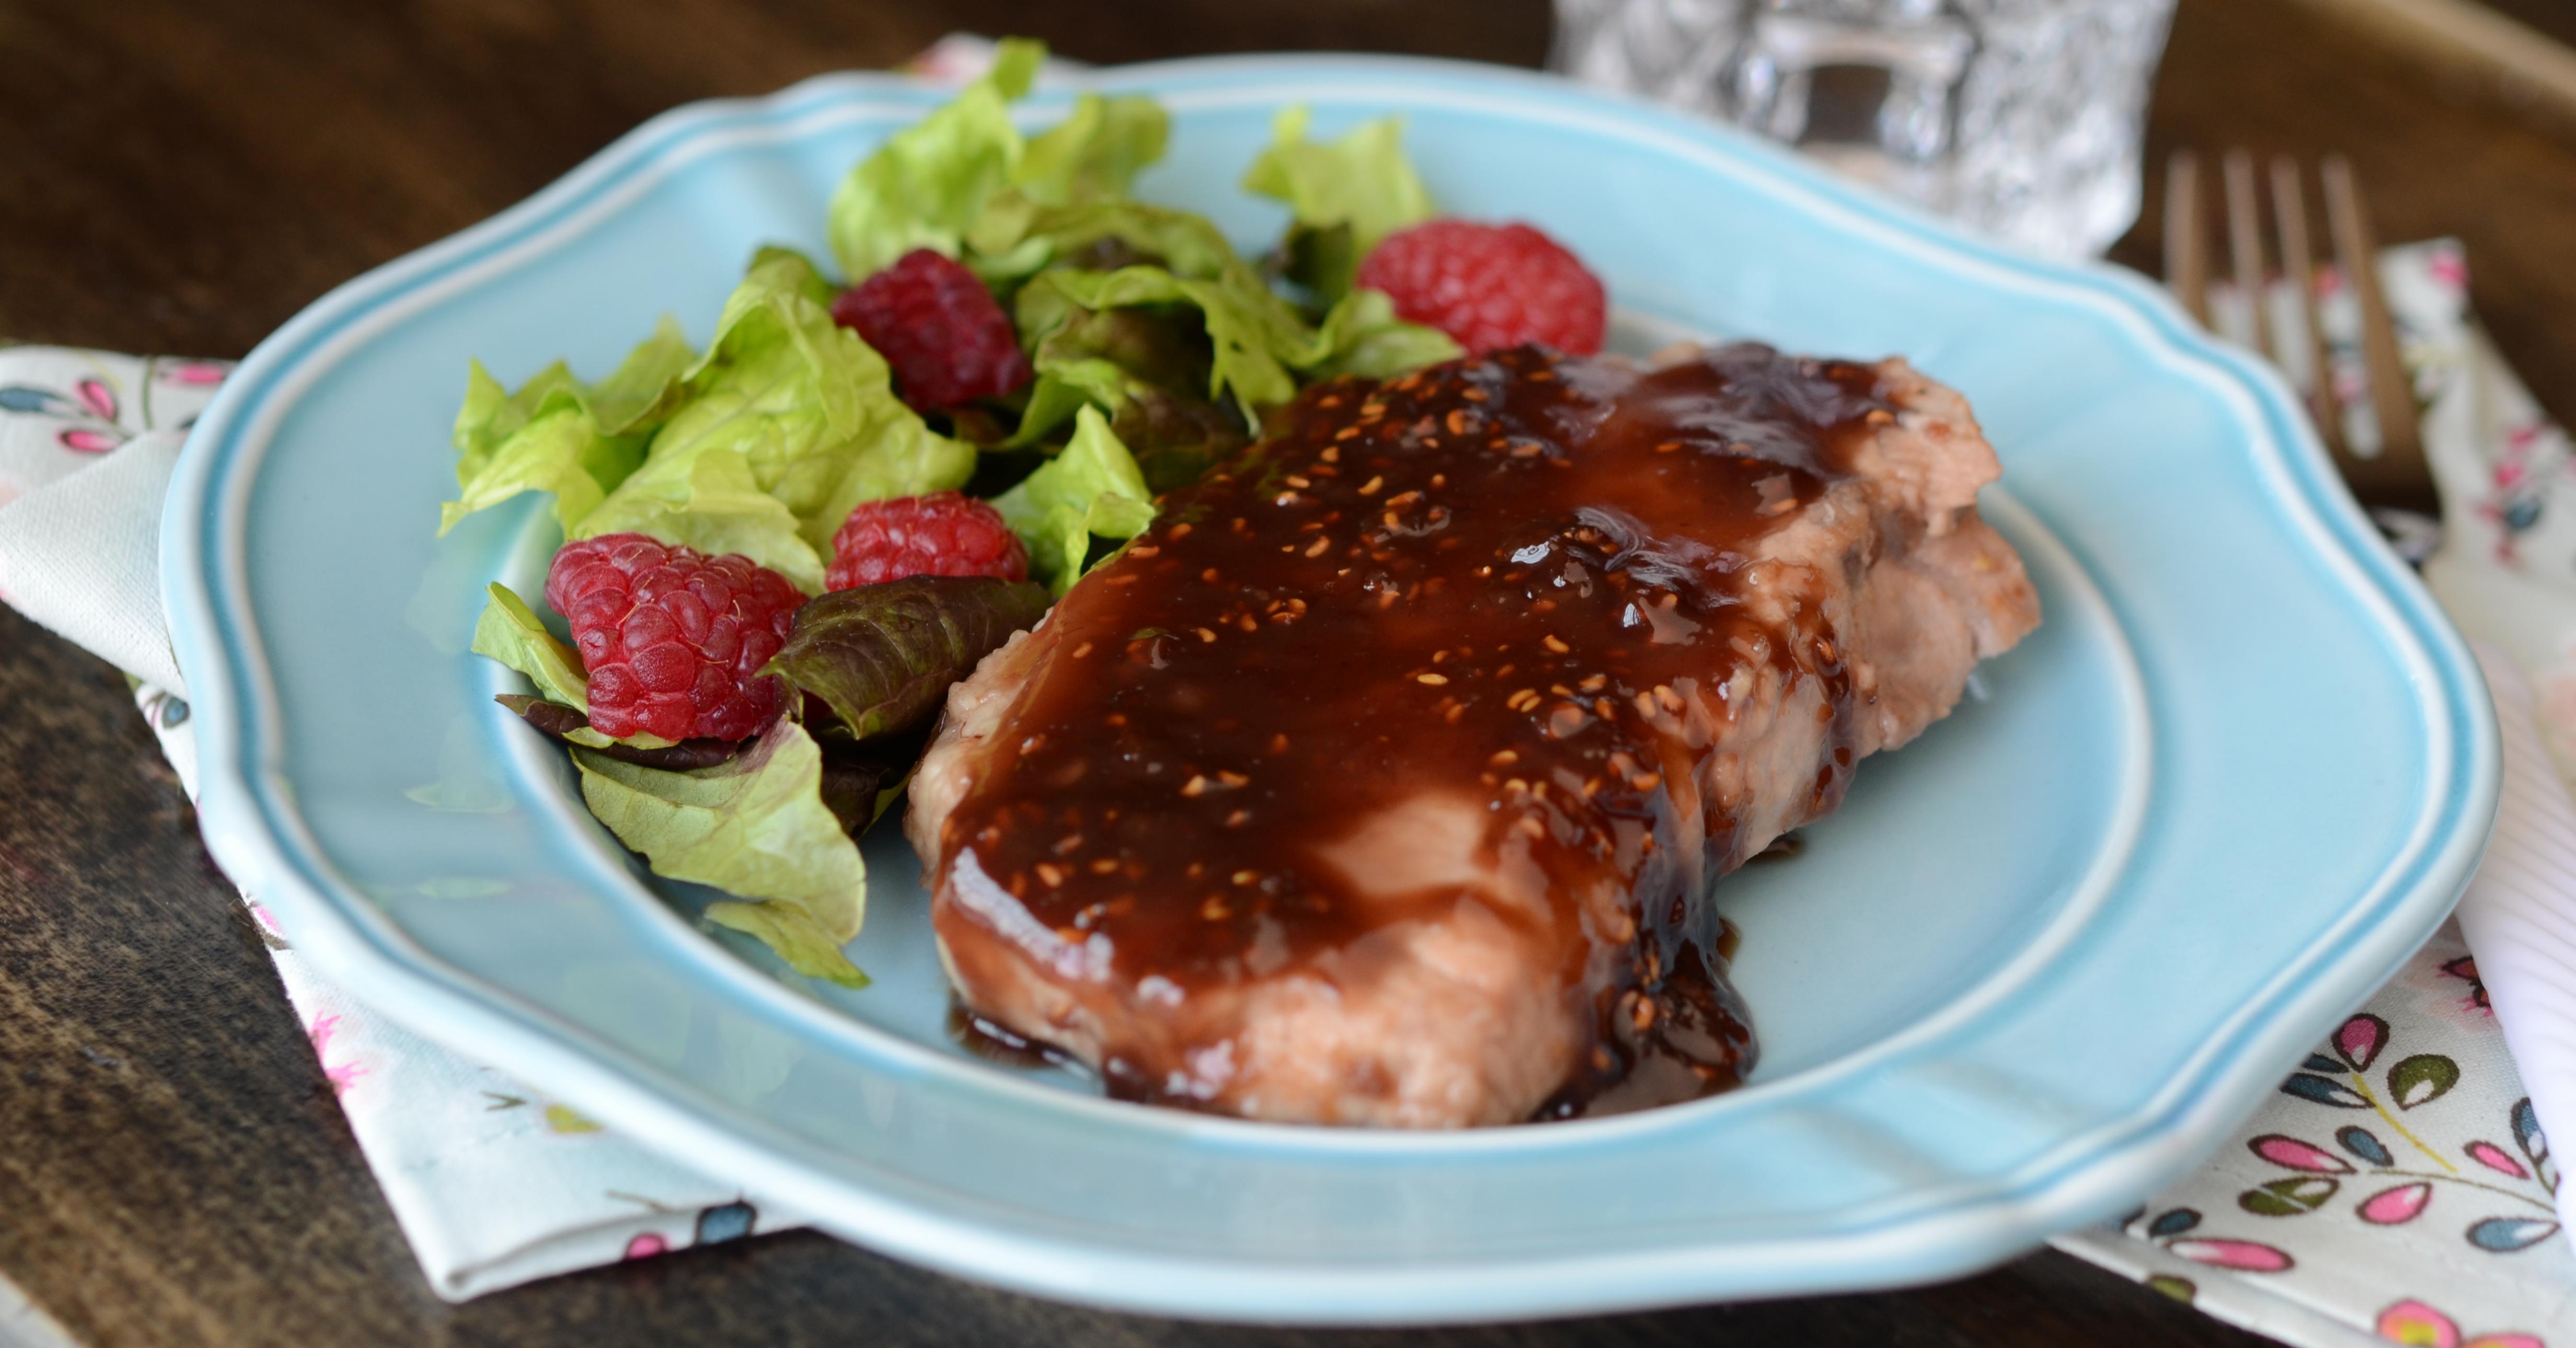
[
  {"xmin": 826, "ymin": 491, "xmax": 1029, "ymax": 590},
  {"xmin": 831, "ymin": 249, "xmax": 1033, "ymax": 411},
  {"xmin": 544, "ymin": 534, "xmax": 804, "ymax": 743},
  {"xmin": 1355, "ymin": 220, "xmax": 1607, "ymax": 356}
]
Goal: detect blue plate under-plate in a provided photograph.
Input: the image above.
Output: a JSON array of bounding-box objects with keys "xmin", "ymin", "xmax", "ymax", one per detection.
[{"xmin": 162, "ymin": 56, "xmax": 2497, "ymax": 1321}]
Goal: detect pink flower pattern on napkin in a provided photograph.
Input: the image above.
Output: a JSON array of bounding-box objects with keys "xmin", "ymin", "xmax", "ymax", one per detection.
[
  {"xmin": 2376, "ymin": 1297, "xmax": 2545, "ymax": 1348},
  {"xmin": 2070, "ymin": 920, "xmax": 2574, "ymax": 1343},
  {"xmin": 0, "ymin": 352, "xmax": 233, "ymax": 505},
  {"xmin": 2240, "ymin": 1010, "xmax": 2559, "ymax": 1253},
  {"xmin": 307, "ymin": 1013, "xmax": 369, "ymax": 1097}
]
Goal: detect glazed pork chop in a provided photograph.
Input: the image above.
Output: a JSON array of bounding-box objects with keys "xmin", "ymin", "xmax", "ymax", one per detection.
[{"xmin": 907, "ymin": 343, "xmax": 2040, "ymax": 1127}]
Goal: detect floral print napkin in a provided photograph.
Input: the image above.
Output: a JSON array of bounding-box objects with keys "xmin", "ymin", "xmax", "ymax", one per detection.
[
  {"xmin": 0, "ymin": 350, "xmax": 217, "ymax": 693},
  {"xmin": 2051, "ymin": 240, "xmax": 2576, "ymax": 1346},
  {"xmin": 2053, "ymin": 912, "xmax": 2574, "ymax": 1347}
]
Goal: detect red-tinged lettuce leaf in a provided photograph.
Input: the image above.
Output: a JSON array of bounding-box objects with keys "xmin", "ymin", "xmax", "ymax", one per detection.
[
  {"xmin": 814, "ymin": 729, "xmax": 927, "ymax": 834},
  {"xmin": 1111, "ymin": 387, "xmax": 1249, "ymax": 494},
  {"xmin": 493, "ymin": 695, "xmax": 744, "ymax": 770},
  {"xmin": 766, "ymin": 577, "xmax": 1050, "ymax": 740}
]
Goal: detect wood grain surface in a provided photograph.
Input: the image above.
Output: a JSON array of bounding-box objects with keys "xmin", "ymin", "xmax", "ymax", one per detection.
[{"xmin": 3, "ymin": 0, "xmax": 2568, "ymax": 1343}]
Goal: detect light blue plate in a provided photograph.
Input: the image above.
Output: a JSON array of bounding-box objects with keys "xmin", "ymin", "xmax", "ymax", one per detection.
[{"xmin": 162, "ymin": 55, "xmax": 2498, "ymax": 1322}]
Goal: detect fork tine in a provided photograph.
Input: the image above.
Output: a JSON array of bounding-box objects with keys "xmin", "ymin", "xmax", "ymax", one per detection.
[
  {"xmin": 2222, "ymin": 149, "xmax": 2272, "ymax": 358},
  {"xmin": 2321, "ymin": 156, "xmax": 2436, "ymax": 513},
  {"xmin": 2164, "ymin": 150, "xmax": 2210, "ymax": 328},
  {"xmin": 2268, "ymin": 156, "xmax": 2347, "ymax": 459}
]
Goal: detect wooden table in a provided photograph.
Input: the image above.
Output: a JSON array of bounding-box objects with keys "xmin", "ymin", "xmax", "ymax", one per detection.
[{"xmin": 6, "ymin": 1, "xmax": 2572, "ymax": 1343}]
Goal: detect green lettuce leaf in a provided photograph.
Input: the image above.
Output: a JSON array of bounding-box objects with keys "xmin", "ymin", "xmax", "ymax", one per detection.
[
  {"xmin": 827, "ymin": 38, "xmax": 1044, "ymax": 281},
  {"xmin": 571, "ymin": 717, "xmax": 868, "ymax": 986},
  {"xmin": 1005, "ymin": 294, "xmax": 1216, "ymax": 442},
  {"xmin": 470, "ymin": 584, "xmax": 681, "ymax": 751},
  {"xmin": 1241, "ymin": 105, "xmax": 1435, "ymax": 302},
  {"xmin": 452, "ymin": 360, "xmax": 578, "ymax": 477},
  {"xmin": 969, "ymin": 199, "xmax": 1237, "ymax": 290},
  {"xmin": 1303, "ymin": 285, "xmax": 1464, "ymax": 379},
  {"xmin": 469, "ymin": 582, "xmax": 589, "ymax": 709},
  {"xmin": 1007, "ymin": 360, "xmax": 1130, "ymax": 449},
  {"xmin": 440, "ymin": 316, "xmax": 696, "ymax": 534},
  {"xmin": 1017, "ymin": 93, "xmax": 1169, "ymax": 208},
  {"xmin": 1015, "ymin": 263, "xmax": 1307, "ymax": 421},
  {"xmin": 575, "ymin": 448, "xmax": 824, "ymax": 594},
  {"xmin": 701, "ymin": 901, "xmax": 869, "ymax": 989},
  {"xmin": 1003, "ymin": 302, "xmax": 1247, "ymax": 489},
  {"xmin": 992, "ymin": 405, "xmax": 1156, "ymax": 592},
  {"xmin": 1241, "ymin": 105, "xmax": 1435, "ymax": 252},
  {"xmin": 967, "ymin": 114, "xmax": 1213, "ymax": 290},
  {"xmin": 766, "ymin": 577, "xmax": 1050, "ymax": 740},
  {"xmin": 441, "ymin": 398, "xmax": 638, "ymax": 536},
  {"xmin": 581, "ymin": 314, "xmax": 705, "ymax": 429},
  {"xmin": 827, "ymin": 39, "xmax": 1202, "ymax": 291},
  {"xmin": 1012, "ymin": 261, "xmax": 1458, "ymax": 435},
  {"xmin": 575, "ymin": 249, "xmax": 974, "ymax": 592}
]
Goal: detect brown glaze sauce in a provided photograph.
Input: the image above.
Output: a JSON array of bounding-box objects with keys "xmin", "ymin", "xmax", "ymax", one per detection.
[
  {"xmin": 940, "ymin": 343, "xmax": 1894, "ymax": 1119},
  {"xmin": 947, "ymin": 1001, "xmax": 1084, "ymax": 1073}
]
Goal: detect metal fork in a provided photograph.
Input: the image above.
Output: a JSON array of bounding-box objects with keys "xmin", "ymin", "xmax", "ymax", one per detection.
[{"xmin": 2164, "ymin": 149, "xmax": 2440, "ymax": 519}]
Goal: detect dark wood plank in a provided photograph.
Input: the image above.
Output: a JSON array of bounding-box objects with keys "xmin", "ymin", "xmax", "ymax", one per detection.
[
  {"xmin": 0, "ymin": 0, "xmax": 1544, "ymax": 356},
  {"xmin": 2475, "ymin": 0, "xmax": 2576, "ymax": 47},
  {"xmin": 9, "ymin": 0, "xmax": 2558, "ymax": 1341}
]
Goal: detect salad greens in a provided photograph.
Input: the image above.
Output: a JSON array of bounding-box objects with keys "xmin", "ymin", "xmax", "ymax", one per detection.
[
  {"xmin": 496, "ymin": 695, "xmax": 742, "ymax": 769},
  {"xmin": 442, "ymin": 317, "xmax": 695, "ymax": 537},
  {"xmin": 441, "ymin": 38, "xmax": 1459, "ymax": 984},
  {"xmin": 469, "ymin": 582, "xmax": 589, "ymax": 711},
  {"xmin": 826, "ymin": 39, "xmax": 1046, "ymax": 282},
  {"xmin": 575, "ymin": 248, "xmax": 978, "ymax": 594},
  {"xmin": 994, "ymin": 405, "xmax": 1157, "ymax": 593},
  {"xmin": 1013, "ymin": 89, "xmax": 1170, "ymax": 208},
  {"xmin": 768, "ymin": 577, "xmax": 1053, "ymax": 741},
  {"xmin": 1001, "ymin": 252, "xmax": 1457, "ymax": 473},
  {"xmin": 1016, "ymin": 263, "xmax": 1308, "ymax": 421},
  {"xmin": 1241, "ymin": 103, "xmax": 1437, "ymax": 303},
  {"xmin": 572, "ymin": 718, "xmax": 869, "ymax": 986}
]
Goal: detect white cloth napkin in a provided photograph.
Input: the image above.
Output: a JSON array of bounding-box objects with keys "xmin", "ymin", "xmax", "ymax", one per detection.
[
  {"xmin": 0, "ymin": 350, "xmax": 211, "ymax": 693},
  {"xmin": 0, "ymin": 347, "xmax": 803, "ymax": 1300}
]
